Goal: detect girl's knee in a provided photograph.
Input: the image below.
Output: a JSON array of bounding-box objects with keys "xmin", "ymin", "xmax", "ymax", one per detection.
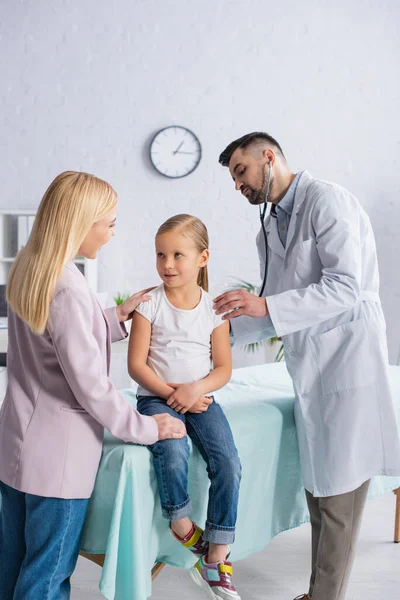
[
  {"xmin": 228, "ymin": 455, "xmax": 242, "ymax": 481},
  {"xmin": 212, "ymin": 453, "xmax": 242, "ymax": 481},
  {"xmin": 151, "ymin": 437, "xmax": 190, "ymax": 463}
]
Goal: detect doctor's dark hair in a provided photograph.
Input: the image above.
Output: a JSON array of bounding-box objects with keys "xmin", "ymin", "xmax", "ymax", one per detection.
[
  {"xmin": 156, "ymin": 214, "xmax": 209, "ymax": 292},
  {"xmin": 218, "ymin": 131, "xmax": 285, "ymax": 167}
]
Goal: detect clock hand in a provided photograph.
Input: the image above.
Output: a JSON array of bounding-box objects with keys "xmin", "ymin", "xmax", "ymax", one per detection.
[
  {"xmin": 173, "ymin": 141, "xmax": 184, "ymax": 155},
  {"xmin": 175, "ymin": 151, "xmax": 195, "ymax": 155}
]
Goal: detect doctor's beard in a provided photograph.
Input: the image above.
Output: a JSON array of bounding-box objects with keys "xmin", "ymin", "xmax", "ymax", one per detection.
[{"xmin": 247, "ymin": 165, "xmax": 273, "ymax": 205}]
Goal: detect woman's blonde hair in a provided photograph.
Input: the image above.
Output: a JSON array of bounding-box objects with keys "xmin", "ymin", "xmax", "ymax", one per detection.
[
  {"xmin": 6, "ymin": 171, "xmax": 117, "ymax": 334},
  {"xmin": 156, "ymin": 214, "xmax": 209, "ymax": 292}
]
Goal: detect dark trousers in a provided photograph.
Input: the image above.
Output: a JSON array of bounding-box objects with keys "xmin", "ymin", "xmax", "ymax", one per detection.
[{"xmin": 306, "ymin": 479, "xmax": 370, "ymax": 600}]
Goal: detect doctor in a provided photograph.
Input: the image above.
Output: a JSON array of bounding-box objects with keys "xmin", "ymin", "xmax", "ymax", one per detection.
[{"xmin": 214, "ymin": 132, "xmax": 400, "ymax": 600}]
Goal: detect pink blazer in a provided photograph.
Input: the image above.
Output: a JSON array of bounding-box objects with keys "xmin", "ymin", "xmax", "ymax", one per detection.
[{"xmin": 0, "ymin": 263, "xmax": 158, "ymax": 499}]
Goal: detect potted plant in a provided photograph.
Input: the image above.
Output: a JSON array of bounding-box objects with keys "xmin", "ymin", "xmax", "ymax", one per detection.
[{"xmin": 114, "ymin": 292, "xmax": 131, "ymax": 307}]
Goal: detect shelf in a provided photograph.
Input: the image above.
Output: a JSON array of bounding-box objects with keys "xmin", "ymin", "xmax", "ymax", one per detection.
[
  {"xmin": 0, "ymin": 212, "xmax": 98, "ymax": 291},
  {"xmin": 0, "ymin": 210, "xmax": 36, "ymax": 216},
  {"xmin": 0, "ymin": 257, "xmax": 86, "ymax": 263},
  {"xmin": 0, "ymin": 257, "xmax": 89, "ymax": 266}
]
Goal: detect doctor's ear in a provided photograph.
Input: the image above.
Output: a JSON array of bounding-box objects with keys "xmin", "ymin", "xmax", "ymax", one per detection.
[{"xmin": 262, "ymin": 149, "xmax": 275, "ymax": 164}]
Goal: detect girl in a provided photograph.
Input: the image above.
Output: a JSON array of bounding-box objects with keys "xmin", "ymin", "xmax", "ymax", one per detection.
[
  {"xmin": 0, "ymin": 172, "xmax": 185, "ymax": 600},
  {"xmin": 128, "ymin": 214, "xmax": 242, "ymax": 600}
]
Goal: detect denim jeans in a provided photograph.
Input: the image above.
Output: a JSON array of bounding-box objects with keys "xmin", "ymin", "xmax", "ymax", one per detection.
[
  {"xmin": 137, "ymin": 396, "xmax": 242, "ymax": 544},
  {"xmin": 0, "ymin": 481, "xmax": 89, "ymax": 600}
]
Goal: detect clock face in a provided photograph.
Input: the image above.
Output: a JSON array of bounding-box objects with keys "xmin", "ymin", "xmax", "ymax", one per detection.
[{"xmin": 149, "ymin": 126, "xmax": 202, "ymax": 178}]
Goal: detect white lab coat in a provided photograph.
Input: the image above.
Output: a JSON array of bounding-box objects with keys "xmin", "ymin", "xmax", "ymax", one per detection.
[{"xmin": 231, "ymin": 170, "xmax": 400, "ymax": 496}]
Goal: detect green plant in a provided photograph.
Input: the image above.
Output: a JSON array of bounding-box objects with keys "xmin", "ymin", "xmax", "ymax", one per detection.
[
  {"xmin": 227, "ymin": 278, "xmax": 284, "ymax": 362},
  {"xmin": 114, "ymin": 292, "xmax": 130, "ymax": 306}
]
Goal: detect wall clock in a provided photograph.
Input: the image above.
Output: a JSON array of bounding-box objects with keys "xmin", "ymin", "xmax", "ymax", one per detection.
[{"xmin": 149, "ymin": 126, "xmax": 202, "ymax": 178}]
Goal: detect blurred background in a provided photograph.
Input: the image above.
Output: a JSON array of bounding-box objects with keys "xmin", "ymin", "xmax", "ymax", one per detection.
[{"xmin": 0, "ymin": 0, "xmax": 399, "ymax": 382}]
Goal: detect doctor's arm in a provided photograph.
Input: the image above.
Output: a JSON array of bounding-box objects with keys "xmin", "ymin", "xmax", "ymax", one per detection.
[
  {"xmin": 213, "ymin": 290, "xmax": 277, "ymax": 347},
  {"xmin": 229, "ymin": 309, "xmax": 277, "ymax": 347},
  {"xmin": 266, "ymin": 188, "xmax": 363, "ymax": 337}
]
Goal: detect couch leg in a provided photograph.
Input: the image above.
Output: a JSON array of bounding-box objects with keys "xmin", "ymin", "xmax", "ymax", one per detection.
[
  {"xmin": 394, "ymin": 488, "xmax": 400, "ymax": 543},
  {"xmin": 151, "ymin": 562, "xmax": 166, "ymax": 580},
  {"xmin": 79, "ymin": 551, "xmax": 105, "ymax": 566}
]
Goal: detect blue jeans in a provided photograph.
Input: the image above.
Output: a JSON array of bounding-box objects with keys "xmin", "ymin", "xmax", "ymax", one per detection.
[
  {"xmin": 137, "ymin": 396, "xmax": 242, "ymax": 544},
  {"xmin": 0, "ymin": 481, "xmax": 89, "ymax": 600}
]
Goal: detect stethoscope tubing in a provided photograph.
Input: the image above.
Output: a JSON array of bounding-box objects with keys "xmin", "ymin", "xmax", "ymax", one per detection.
[{"xmin": 258, "ymin": 162, "xmax": 272, "ymax": 297}]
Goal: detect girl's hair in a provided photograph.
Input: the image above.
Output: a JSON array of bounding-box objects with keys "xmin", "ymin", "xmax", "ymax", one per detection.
[
  {"xmin": 6, "ymin": 171, "xmax": 117, "ymax": 334},
  {"xmin": 156, "ymin": 214, "xmax": 209, "ymax": 292}
]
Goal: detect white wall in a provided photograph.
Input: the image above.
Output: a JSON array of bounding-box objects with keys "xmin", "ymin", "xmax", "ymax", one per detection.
[{"xmin": 1, "ymin": 0, "xmax": 400, "ymax": 362}]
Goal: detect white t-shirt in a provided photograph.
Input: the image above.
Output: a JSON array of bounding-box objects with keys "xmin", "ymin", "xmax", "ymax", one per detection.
[{"xmin": 134, "ymin": 284, "xmax": 225, "ymax": 397}]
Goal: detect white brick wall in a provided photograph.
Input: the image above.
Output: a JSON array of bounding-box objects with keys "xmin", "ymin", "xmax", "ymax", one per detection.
[{"xmin": 1, "ymin": 0, "xmax": 399, "ymax": 364}]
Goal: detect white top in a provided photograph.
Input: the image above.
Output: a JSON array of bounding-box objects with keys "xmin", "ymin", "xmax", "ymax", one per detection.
[{"xmin": 135, "ymin": 284, "xmax": 224, "ymax": 397}]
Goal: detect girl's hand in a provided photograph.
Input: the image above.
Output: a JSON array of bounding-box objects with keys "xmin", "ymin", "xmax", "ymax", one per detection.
[
  {"xmin": 116, "ymin": 287, "xmax": 156, "ymax": 322},
  {"xmin": 188, "ymin": 396, "xmax": 213, "ymax": 414},
  {"xmin": 166, "ymin": 382, "xmax": 201, "ymax": 414}
]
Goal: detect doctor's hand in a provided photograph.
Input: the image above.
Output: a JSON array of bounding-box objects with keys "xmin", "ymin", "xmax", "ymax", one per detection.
[
  {"xmin": 213, "ymin": 289, "xmax": 269, "ymax": 320},
  {"xmin": 166, "ymin": 382, "xmax": 201, "ymax": 414},
  {"xmin": 115, "ymin": 287, "xmax": 156, "ymax": 322},
  {"xmin": 152, "ymin": 413, "xmax": 187, "ymax": 440}
]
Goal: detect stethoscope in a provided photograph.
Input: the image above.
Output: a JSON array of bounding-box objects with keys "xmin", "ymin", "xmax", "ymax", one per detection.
[{"xmin": 258, "ymin": 161, "xmax": 273, "ymax": 297}]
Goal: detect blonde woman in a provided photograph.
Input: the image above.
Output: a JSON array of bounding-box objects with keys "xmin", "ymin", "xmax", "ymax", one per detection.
[
  {"xmin": 0, "ymin": 171, "xmax": 185, "ymax": 600},
  {"xmin": 129, "ymin": 214, "xmax": 242, "ymax": 600}
]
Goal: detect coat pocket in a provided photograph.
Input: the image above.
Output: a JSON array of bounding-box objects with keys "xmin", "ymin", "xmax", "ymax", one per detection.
[
  {"xmin": 291, "ymin": 238, "xmax": 320, "ymax": 284},
  {"xmin": 308, "ymin": 319, "xmax": 376, "ymax": 395}
]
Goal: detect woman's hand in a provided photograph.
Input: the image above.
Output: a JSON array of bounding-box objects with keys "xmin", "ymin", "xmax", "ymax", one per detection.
[
  {"xmin": 188, "ymin": 396, "xmax": 213, "ymax": 414},
  {"xmin": 166, "ymin": 382, "xmax": 201, "ymax": 414},
  {"xmin": 116, "ymin": 287, "xmax": 156, "ymax": 322},
  {"xmin": 152, "ymin": 413, "xmax": 187, "ymax": 440}
]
